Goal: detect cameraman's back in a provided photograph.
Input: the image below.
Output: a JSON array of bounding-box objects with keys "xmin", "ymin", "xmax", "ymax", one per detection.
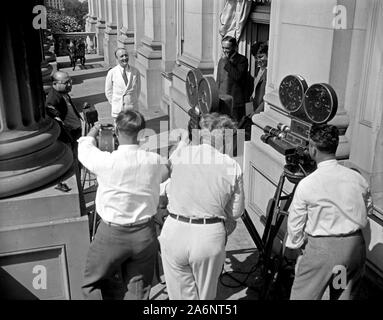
[
  {"xmin": 78, "ymin": 110, "xmax": 170, "ymax": 300},
  {"xmin": 78, "ymin": 110, "xmax": 169, "ymax": 225}
]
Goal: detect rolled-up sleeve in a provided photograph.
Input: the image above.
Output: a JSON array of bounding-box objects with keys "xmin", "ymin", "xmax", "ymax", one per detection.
[
  {"xmin": 225, "ymin": 164, "xmax": 245, "ymax": 220},
  {"xmin": 286, "ymin": 184, "xmax": 308, "ymax": 249}
]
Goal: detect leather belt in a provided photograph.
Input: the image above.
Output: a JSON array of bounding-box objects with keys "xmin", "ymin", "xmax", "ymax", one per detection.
[
  {"xmin": 105, "ymin": 217, "xmax": 152, "ymax": 228},
  {"xmin": 307, "ymin": 229, "xmax": 362, "ymax": 238},
  {"xmin": 169, "ymin": 213, "xmax": 223, "ymax": 225}
]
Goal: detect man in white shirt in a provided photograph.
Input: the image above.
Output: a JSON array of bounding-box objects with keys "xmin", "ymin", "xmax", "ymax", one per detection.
[
  {"xmin": 159, "ymin": 113, "xmax": 245, "ymax": 300},
  {"xmin": 105, "ymin": 48, "xmax": 141, "ymax": 119},
  {"xmin": 78, "ymin": 110, "xmax": 169, "ymax": 300},
  {"xmin": 286, "ymin": 124, "xmax": 373, "ymax": 300}
]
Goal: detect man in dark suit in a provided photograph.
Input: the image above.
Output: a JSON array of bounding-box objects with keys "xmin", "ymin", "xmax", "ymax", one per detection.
[
  {"xmin": 46, "ymin": 71, "xmax": 83, "ymax": 152},
  {"xmin": 46, "ymin": 71, "xmax": 83, "ymax": 192},
  {"xmin": 216, "ymin": 36, "xmax": 249, "ymax": 122}
]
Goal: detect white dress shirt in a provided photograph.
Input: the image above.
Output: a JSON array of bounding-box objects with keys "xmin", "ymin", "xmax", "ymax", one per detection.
[
  {"xmin": 78, "ymin": 136, "xmax": 168, "ymax": 225},
  {"xmin": 167, "ymin": 143, "xmax": 244, "ymax": 220},
  {"xmin": 105, "ymin": 64, "xmax": 141, "ymax": 118},
  {"xmin": 286, "ymin": 159, "xmax": 373, "ymax": 249}
]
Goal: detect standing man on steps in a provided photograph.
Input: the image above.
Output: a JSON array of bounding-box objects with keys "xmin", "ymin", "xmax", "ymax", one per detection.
[{"xmin": 105, "ymin": 48, "xmax": 141, "ymax": 120}]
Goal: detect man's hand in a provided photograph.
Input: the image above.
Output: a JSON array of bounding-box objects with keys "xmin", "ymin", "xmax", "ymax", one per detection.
[{"xmin": 87, "ymin": 123, "xmax": 101, "ymax": 139}]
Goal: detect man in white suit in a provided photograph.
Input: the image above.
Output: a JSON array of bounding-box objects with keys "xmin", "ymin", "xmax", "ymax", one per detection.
[{"xmin": 105, "ymin": 48, "xmax": 141, "ymax": 119}]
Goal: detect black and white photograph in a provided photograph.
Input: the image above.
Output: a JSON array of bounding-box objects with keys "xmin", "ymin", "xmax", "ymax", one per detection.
[{"xmin": 0, "ymin": 0, "xmax": 382, "ymax": 311}]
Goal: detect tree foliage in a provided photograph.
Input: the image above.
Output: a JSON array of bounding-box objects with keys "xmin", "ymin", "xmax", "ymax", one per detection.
[
  {"xmin": 47, "ymin": 8, "xmax": 83, "ymax": 33},
  {"xmin": 63, "ymin": 0, "xmax": 89, "ymax": 30}
]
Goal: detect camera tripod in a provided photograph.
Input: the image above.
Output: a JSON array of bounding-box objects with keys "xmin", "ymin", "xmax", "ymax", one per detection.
[{"xmin": 241, "ymin": 166, "xmax": 300, "ymax": 300}]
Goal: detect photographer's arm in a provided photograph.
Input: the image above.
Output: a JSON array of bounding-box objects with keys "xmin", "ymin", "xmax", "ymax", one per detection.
[
  {"xmin": 286, "ymin": 184, "xmax": 308, "ymax": 249},
  {"xmin": 77, "ymin": 124, "xmax": 113, "ymax": 175}
]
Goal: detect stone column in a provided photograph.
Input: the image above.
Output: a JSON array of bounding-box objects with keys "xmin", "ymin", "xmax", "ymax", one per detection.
[
  {"xmin": 104, "ymin": 0, "xmax": 118, "ymax": 67},
  {"xmin": 96, "ymin": 0, "xmax": 106, "ymax": 56},
  {"xmin": 160, "ymin": 0, "xmax": 177, "ymax": 114},
  {"xmin": 0, "ymin": 10, "xmax": 73, "ymax": 198},
  {"xmin": 169, "ymin": 0, "xmax": 218, "ymax": 130},
  {"xmin": 89, "ymin": 0, "xmax": 98, "ymax": 33},
  {"xmin": 135, "ymin": 0, "xmax": 162, "ymax": 110},
  {"xmin": 347, "ymin": 0, "xmax": 383, "ymax": 275},
  {"xmin": 0, "ymin": 2, "xmax": 90, "ymax": 300},
  {"xmin": 118, "ymin": 0, "xmax": 136, "ymax": 64},
  {"xmin": 133, "ymin": 0, "xmax": 145, "ymax": 55}
]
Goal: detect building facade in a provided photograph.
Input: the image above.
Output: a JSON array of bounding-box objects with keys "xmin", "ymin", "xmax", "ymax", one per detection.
[
  {"xmin": 45, "ymin": 0, "xmax": 65, "ymax": 10},
  {"xmin": 89, "ymin": 0, "xmax": 383, "ymax": 284}
]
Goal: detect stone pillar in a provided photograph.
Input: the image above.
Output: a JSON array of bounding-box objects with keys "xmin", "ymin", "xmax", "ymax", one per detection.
[
  {"xmin": 347, "ymin": 0, "xmax": 383, "ymax": 278},
  {"xmin": 0, "ymin": 1, "xmax": 89, "ymax": 299},
  {"xmin": 104, "ymin": 0, "xmax": 118, "ymax": 67},
  {"xmin": 135, "ymin": 0, "xmax": 162, "ymax": 110},
  {"xmin": 118, "ymin": 0, "xmax": 136, "ymax": 64},
  {"xmin": 96, "ymin": 0, "xmax": 106, "ymax": 56},
  {"xmin": 159, "ymin": 0, "xmax": 177, "ymax": 114},
  {"xmin": 0, "ymin": 13, "xmax": 73, "ymax": 198},
  {"xmin": 169, "ymin": 0, "xmax": 218, "ymax": 130},
  {"xmin": 89, "ymin": 0, "xmax": 98, "ymax": 33},
  {"xmin": 133, "ymin": 0, "xmax": 145, "ymax": 55}
]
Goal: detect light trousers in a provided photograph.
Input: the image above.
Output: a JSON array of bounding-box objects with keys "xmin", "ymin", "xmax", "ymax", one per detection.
[
  {"xmin": 290, "ymin": 231, "xmax": 366, "ymax": 300},
  {"xmin": 159, "ymin": 216, "xmax": 226, "ymax": 300}
]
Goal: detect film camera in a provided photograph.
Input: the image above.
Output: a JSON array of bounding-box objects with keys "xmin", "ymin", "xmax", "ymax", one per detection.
[
  {"xmin": 82, "ymin": 103, "xmax": 119, "ymax": 152},
  {"xmin": 261, "ymin": 74, "xmax": 338, "ymax": 183},
  {"xmin": 238, "ymin": 75, "xmax": 339, "ymax": 299},
  {"xmin": 96, "ymin": 124, "xmax": 119, "ymax": 152}
]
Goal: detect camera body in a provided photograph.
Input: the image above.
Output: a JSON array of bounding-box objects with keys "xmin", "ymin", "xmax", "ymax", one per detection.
[
  {"xmin": 96, "ymin": 124, "xmax": 119, "ymax": 152},
  {"xmin": 261, "ymin": 75, "xmax": 338, "ymax": 183}
]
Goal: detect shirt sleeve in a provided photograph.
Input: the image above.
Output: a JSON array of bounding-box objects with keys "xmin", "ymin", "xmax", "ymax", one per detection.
[
  {"xmin": 225, "ymin": 164, "xmax": 245, "ymax": 220},
  {"xmin": 105, "ymin": 70, "xmax": 113, "ymax": 104},
  {"xmin": 77, "ymin": 136, "xmax": 113, "ymax": 175},
  {"xmin": 363, "ymin": 186, "xmax": 374, "ymax": 216},
  {"xmin": 286, "ymin": 183, "xmax": 308, "ymax": 249}
]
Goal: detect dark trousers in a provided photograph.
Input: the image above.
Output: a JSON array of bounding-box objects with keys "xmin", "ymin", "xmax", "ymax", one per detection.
[
  {"xmin": 290, "ymin": 231, "xmax": 366, "ymax": 300},
  {"xmin": 232, "ymin": 104, "xmax": 245, "ymax": 123},
  {"xmin": 82, "ymin": 219, "xmax": 159, "ymax": 300}
]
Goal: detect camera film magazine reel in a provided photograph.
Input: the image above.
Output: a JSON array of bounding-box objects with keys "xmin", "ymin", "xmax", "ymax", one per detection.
[
  {"xmin": 186, "ymin": 69, "xmax": 220, "ymax": 142},
  {"xmin": 278, "ymin": 75, "xmax": 338, "ymax": 142},
  {"xmin": 185, "ymin": 69, "xmax": 220, "ymax": 115}
]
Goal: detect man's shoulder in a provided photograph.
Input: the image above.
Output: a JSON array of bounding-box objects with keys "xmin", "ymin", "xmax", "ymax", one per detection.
[
  {"xmin": 233, "ymin": 52, "xmax": 248, "ymax": 62},
  {"xmin": 46, "ymin": 88, "xmax": 63, "ymax": 104},
  {"xmin": 106, "ymin": 65, "xmax": 120, "ymax": 76}
]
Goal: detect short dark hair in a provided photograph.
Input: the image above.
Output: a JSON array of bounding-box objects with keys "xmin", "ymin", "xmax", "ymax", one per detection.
[
  {"xmin": 116, "ymin": 110, "xmax": 146, "ymax": 136},
  {"xmin": 251, "ymin": 41, "xmax": 268, "ymax": 56},
  {"xmin": 309, "ymin": 124, "xmax": 339, "ymax": 154},
  {"xmin": 222, "ymin": 35, "xmax": 237, "ymax": 48}
]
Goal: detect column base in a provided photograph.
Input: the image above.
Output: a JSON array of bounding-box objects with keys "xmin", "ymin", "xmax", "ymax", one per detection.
[{"xmin": 0, "ymin": 120, "xmax": 74, "ymax": 199}]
